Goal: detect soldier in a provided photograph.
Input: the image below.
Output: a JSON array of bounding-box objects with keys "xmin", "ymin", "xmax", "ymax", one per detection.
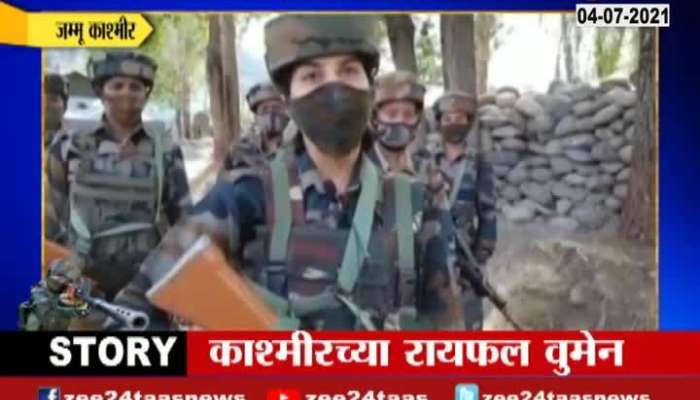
[
  {"xmin": 113, "ymin": 15, "xmax": 460, "ymax": 331},
  {"xmin": 44, "ymin": 74, "xmax": 73, "ymax": 244},
  {"xmin": 430, "ymin": 91, "xmax": 497, "ymax": 330},
  {"xmin": 223, "ymin": 82, "xmax": 290, "ymax": 172},
  {"xmin": 44, "ymin": 74, "xmax": 70, "ymax": 147},
  {"xmin": 24, "ymin": 51, "xmax": 193, "ymax": 330},
  {"xmin": 368, "ymin": 71, "xmax": 425, "ymax": 175}
]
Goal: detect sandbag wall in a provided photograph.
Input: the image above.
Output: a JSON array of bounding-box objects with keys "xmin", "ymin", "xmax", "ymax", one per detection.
[{"xmin": 478, "ymin": 81, "xmax": 637, "ymax": 231}]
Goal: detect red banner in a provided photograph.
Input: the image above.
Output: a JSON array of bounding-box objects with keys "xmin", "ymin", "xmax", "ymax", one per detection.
[{"xmin": 187, "ymin": 331, "xmax": 700, "ymax": 377}]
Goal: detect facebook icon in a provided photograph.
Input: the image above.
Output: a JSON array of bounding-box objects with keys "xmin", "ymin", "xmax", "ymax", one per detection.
[
  {"xmin": 455, "ymin": 384, "xmax": 479, "ymax": 400},
  {"xmin": 38, "ymin": 387, "xmax": 61, "ymax": 400}
]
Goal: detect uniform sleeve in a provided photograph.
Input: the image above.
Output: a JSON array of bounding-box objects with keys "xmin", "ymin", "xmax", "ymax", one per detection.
[
  {"xmin": 110, "ymin": 175, "xmax": 266, "ymax": 330},
  {"xmin": 45, "ymin": 134, "xmax": 73, "ymax": 242},
  {"xmin": 474, "ymin": 159, "xmax": 497, "ymax": 263},
  {"xmin": 162, "ymin": 145, "xmax": 193, "ymax": 225}
]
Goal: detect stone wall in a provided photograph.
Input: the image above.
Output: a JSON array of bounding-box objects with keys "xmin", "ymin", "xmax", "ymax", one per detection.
[{"xmin": 478, "ymin": 80, "xmax": 637, "ymax": 231}]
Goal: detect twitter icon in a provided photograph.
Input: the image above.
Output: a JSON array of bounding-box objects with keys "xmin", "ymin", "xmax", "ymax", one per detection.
[{"xmin": 455, "ymin": 384, "xmax": 478, "ymax": 400}]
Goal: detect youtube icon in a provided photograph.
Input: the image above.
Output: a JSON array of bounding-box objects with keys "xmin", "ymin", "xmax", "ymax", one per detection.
[{"xmin": 267, "ymin": 389, "xmax": 301, "ymax": 400}]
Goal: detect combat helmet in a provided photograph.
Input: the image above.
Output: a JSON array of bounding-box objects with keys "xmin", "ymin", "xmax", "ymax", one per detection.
[
  {"xmin": 432, "ymin": 90, "xmax": 477, "ymax": 126},
  {"xmin": 246, "ymin": 82, "xmax": 283, "ymax": 113},
  {"xmin": 264, "ymin": 15, "xmax": 380, "ymax": 92},
  {"xmin": 87, "ymin": 51, "xmax": 157, "ymax": 94},
  {"xmin": 371, "ymin": 71, "xmax": 426, "ymax": 150},
  {"xmin": 373, "ymin": 71, "xmax": 425, "ymax": 119}
]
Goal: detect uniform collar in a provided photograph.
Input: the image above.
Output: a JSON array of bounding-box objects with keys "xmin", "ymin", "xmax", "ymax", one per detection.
[
  {"xmin": 372, "ymin": 142, "xmax": 415, "ymax": 175},
  {"xmin": 437, "ymin": 146, "xmax": 469, "ymax": 167},
  {"xmin": 97, "ymin": 114, "xmax": 148, "ymax": 145},
  {"xmin": 295, "ymin": 143, "xmax": 363, "ymax": 197}
]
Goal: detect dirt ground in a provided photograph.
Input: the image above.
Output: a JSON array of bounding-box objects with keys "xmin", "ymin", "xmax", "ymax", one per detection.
[{"xmin": 483, "ymin": 218, "xmax": 657, "ymax": 330}]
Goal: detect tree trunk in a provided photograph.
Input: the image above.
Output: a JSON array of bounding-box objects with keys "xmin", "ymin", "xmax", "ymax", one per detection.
[
  {"xmin": 475, "ymin": 47, "xmax": 489, "ymax": 94},
  {"xmin": 621, "ymin": 28, "xmax": 656, "ymax": 243},
  {"xmin": 475, "ymin": 15, "xmax": 497, "ymax": 94},
  {"xmin": 440, "ymin": 14, "xmax": 477, "ymax": 94},
  {"xmin": 180, "ymin": 76, "xmax": 192, "ymax": 139},
  {"xmin": 384, "ymin": 15, "xmax": 418, "ymax": 74},
  {"xmin": 561, "ymin": 15, "xmax": 575, "ymax": 82},
  {"xmin": 206, "ymin": 14, "xmax": 240, "ymax": 163},
  {"xmin": 174, "ymin": 109, "xmax": 182, "ymax": 140}
]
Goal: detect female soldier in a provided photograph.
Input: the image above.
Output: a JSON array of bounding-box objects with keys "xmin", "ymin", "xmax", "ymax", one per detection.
[{"xmin": 113, "ymin": 15, "xmax": 460, "ymax": 331}]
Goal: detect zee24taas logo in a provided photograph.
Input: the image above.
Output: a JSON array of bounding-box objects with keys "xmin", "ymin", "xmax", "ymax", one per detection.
[{"xmin": 38, "ymin": 387, "xmax": 61, "ymax": 400}]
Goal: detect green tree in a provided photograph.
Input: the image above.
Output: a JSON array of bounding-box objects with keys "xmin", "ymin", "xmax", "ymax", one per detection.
[
  {"xmin": 141, "ymin": 14, "xmax": 208, "ymax": 138},
  {"xmin": 414, "ymin": 16, "xmax": 442, "ymax": 85},
  {"xmin": 594, "ymin": 28, "xmax": 626, "ymax": 79}
]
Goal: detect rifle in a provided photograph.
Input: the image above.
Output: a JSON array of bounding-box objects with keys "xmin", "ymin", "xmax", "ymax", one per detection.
[
  {"xmin": 145, "ymin": 235, "xmax": 283, "ymax": 330},
  {"xmin": 454, "ymin": 230, "xmax": 524, "ymax": 330},
  {"xmin": 72, "ymin": 285, "xmax": 150, "ymax": 330}
]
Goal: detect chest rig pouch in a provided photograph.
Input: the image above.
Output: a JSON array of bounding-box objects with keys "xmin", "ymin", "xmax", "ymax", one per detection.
[
  {"xmin": 242, "ymin": 149, "xmax": 421, "ymax": 330},
  {"xmin": 69, "ymin": 127, "xmax": 165, "ymax": 298}
]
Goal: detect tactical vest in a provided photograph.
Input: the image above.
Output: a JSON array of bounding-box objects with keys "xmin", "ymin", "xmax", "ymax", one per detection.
[
  {"xmin": 448, "ymin": 153, "xmax": 481, "ymax": 239},
  {"xmin": 69, "ymin": 125, "xmax": 165, "ymax": 300},
  {"xmin": 242, "ymin": 149, "xmax": 425, "ymax": 330}
]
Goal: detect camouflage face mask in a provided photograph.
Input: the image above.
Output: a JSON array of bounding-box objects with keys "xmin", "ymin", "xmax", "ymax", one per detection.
[
  {"xmin": 255, "ymin": 111, "xmax": 290, "ymax": 141},
  {"xmin": 289, "ymin": 83, "xmax": 371, "ymax": 157},
  {"xmin": 375, "ymin": 122, "xmax": 414, "ymax": 151},
  {"xmin": 440, "ymin": 123, "xmax": 470, "ymax": 144}
]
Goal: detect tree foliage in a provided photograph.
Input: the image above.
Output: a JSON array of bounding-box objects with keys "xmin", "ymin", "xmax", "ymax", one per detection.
[
  {"xmin": 594, "ymin": 28, "xmax": 626, "ymax": 79},
  {"xmin": 140, "ymin": 14, "xmax": 208, "ymax": 107},
  {"xmin": 413, "ymin": 16, "xmax": 442, "ymax": 85},
  {"xmin": 140, "ymin": 14, "xmax": 207, "ymax": 138}
]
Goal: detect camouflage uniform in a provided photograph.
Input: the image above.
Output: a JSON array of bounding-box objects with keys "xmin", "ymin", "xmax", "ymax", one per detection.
[
  {"xmin": 367, "ymin": 71, "xmax": 425, "ymax": 176},
  {"xmin": 223, "ymin": 83, "xmax": 289, "ymax": 171},
  {"xmin": 45, "ymin": 52, "xmax": 192, "ymax": 301},
  {"xmin": 44, "ymin": 74, "xmax": 74, "ymax": 244},
  {"xmin": 113, "ymin": 15, "xmax": 459, "ymax": 331},
  {"xmin": 431, "ymin": 91, "xmax": 497, "ymax": 330},
  {"xmin": 44, "ymin": 74, "xmax": 71, "ymax": 147}
]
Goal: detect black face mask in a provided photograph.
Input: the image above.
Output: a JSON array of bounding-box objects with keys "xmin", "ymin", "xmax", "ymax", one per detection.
[
  {"xmin": 288, "ymin": 83, "xmax": 371, "ymax": 157},
  {"xmin": 440, "ymin": 123, "xmax": 470, "ymax": 144},
  {"xmin": 255, "ymin": 112, "xmax": 290, "ymax": 141},
  {"xmin": 374, "ymin": 122, "xmax": 414, "ymax": 151}
]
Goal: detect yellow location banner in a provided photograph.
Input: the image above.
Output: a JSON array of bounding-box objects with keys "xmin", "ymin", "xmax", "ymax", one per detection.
[{"xmin": 0, "ymin": 2, "xmax": 153, "ymax": 47}]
